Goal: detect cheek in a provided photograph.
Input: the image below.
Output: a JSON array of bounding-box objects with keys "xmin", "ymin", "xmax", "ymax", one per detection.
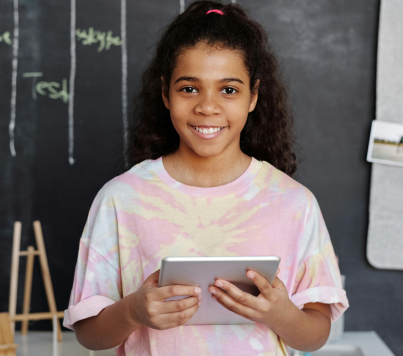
[
  {"xmin": 169, "ymin": 100, "xmax": 190, "ymax": 126},
  {"xmin": 227, "ymin": 107, "xmax": 249, "ymax": 130}
]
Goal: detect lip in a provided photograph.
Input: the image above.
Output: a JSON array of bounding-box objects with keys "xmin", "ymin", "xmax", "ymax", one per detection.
[{"xmin": 188, "ymin": 125, "xmax": 226, "ymax": 140}]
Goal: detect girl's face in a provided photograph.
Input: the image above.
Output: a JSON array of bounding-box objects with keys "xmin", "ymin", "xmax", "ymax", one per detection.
[{"xmin": 162, "ymin": 43, "xmax": 259, "ymax": 159}]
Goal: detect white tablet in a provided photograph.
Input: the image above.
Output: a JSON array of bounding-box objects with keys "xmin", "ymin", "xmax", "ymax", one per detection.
[{"xmin": 158, "ymin": 256, "xmax": 281, "ymax": 325}]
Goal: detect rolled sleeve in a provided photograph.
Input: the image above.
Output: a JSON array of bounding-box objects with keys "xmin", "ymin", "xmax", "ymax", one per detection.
[
  {"xmin": 63, "ymin": 295, "xmax": 116, "ymax": 330},
  {"xmin": 63, "ymin": 190, "xmax": 122, "ymax": 330},
  {"xmin": 291, "ymin": 241, "xmax": 349, "ymax": 322},
  {"xmin": 291, "ymin": 286, "xmax": 348, "ymax": 322}
]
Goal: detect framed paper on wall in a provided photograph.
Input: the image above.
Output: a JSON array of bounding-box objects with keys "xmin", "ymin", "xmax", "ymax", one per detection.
[{"xmin": 367, "ymin": 120, "xmax": 403, "ymax": 168}]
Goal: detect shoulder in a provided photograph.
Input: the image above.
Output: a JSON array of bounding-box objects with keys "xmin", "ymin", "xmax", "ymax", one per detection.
[
  {"xmin": 82, "ymin": 159, "xmax": 160, "ymax": 248},
  {"xmin": 95, "ymin": 158, "xmax": 160, "ymax": 203},
  {"xmin": 258, "ymin": 162, "xmax": 330, "ymax": 257},
  {"xmin": 257, "ymin": 160, "xmax": 318, "ymax": 210}
]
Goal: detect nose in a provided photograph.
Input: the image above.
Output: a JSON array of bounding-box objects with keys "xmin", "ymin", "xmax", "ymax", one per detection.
[{"xmin": 194, "ymin": 91, "xmax": 221, "ymax": 116}]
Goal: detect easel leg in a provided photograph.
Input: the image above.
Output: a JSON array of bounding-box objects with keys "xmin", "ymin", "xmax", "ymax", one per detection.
[
  {"xmin": 8, "ymin": 222, "xmax": 21, "ymax": 336},
  {"xmin": 21, "ymin": 246, "xmax": 35, "ymax": 335},
  {"xmin": 33, "ymin": 221, "xmax": 62, "ymax": 341},
  {"xmin": 0, "ymin": 313, "xmax": 18, "ymax": 356},
  {"xmin": 52, "ymin": 315, "xmax": 58, "ymax": 356}
]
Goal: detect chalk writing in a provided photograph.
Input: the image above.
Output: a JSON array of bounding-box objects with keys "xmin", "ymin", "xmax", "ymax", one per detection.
[
  {"xmin": 37, "ymin": 79, "xmax": 69, "ymax": 103},
  {"xmin": 9, "ymin": 0, "xmax": 19, "ymax": 157},
  {"xmin": 121, "ymin": 0, "xmax": 128, "ymax": 148},
  {"xmin": 75, "ymin": 27, "xmax": 122, "ymax": 52},
  {"xmin": 69, "ymin": 0, "xmax": 76, "ymax": 165},
  {"xmin": 0, "ymin": 31, "xmax": 12, "ymax": 45},
  {"xmin": 22, "ymin": 72, "xmax": 43, "ymax": 100},
  {"xmin": 23, "ymin": 72, "xmax": 69, "ymax": 103}
]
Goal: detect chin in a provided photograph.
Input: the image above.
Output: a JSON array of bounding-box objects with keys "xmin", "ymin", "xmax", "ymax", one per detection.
[{"xmin": 192, "ymin": 147, "xmax": 223, "ymax": 159}]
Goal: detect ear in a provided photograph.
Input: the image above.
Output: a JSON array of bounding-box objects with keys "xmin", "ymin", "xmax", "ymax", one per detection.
[
  {"xmin": 248, "ymin": 79, "xmax": 260, "ymax": 113},
  {"xmin": 161, "ymin": 76, "xmax": 170, "ymax": 110}
]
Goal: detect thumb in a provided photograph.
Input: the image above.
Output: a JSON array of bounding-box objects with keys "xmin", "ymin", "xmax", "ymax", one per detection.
[
  {"xmin": 144, "ymin": 269, "xmax": 160, "ymax": 288},
  {"xmin": 271, "ymin": 275, "xmax": 287, "ymax": 292}
]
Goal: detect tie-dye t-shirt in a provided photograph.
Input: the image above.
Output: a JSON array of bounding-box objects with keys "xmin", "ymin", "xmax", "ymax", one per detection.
[{"xmin": 63, "ymin": 156, "xmax": 349, "ymax": 356}]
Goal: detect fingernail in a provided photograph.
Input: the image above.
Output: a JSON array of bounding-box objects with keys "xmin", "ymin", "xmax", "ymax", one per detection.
[
  {"xmin": 198, "ymin": 302, "xmax": 202, "ymax": 306},
  {"xmin": 215, "ymin": 282, "xmax": 223, "ymax": 288},
  {"xmin": 198, "ymin": 294, "xmax": 202, "ymax": 301},
  {"xmin": 195, "ymin": 287, "xmax": 201, "ymax": 294},
  {"xmin": 211, "ymin": 289, "xmax": 216, "ymax": 294},
  {"xmin": 248, "ymin": 271, "xmax": 255, "ymax": 279}
]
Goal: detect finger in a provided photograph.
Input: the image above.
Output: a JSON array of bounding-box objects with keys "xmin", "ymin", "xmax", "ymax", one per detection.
[
  {"xmin": 159, "ymin": 295, "xmax": 201, "ymax": 314},
  {"xmin": 157, "ymin": 301, "xmax": 200, "ymax": 328},
  {"xmin": 211, "ymin": 279, "xmax": 257, "ymax": 308},
  {"xmin": 209, "ymin": 285, "xmax": 258, "ymax": 319},
  {"xmin": 275, "ymin": 267, "xmax": 281, "ymax": 278},
  {"xmin": 246, "ymin": 269, "xmax": 272, "ymax": 298},
  {"xmin": 211, "ymin": 294, "xmax": 255, "ymax": 322},
  {"xmin": 144, "ymin": 269, "xmax": 160, "ymax": 288},
  {"xmin": 271, "ymin": 276, "xmax": 288, "ymax": 292},
  {"xmin": 157, "ymin": 284, "xmax": 202, "ymax": 301}
]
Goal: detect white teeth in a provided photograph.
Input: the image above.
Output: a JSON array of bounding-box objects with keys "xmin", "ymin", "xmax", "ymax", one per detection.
[{"xmin": 193, "ymin": 126, "xmax": 224, "ymax": 134}]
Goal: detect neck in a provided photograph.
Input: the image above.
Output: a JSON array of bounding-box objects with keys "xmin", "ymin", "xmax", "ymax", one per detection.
[{"xmin": 162, "ymin": 140, "xmax": 251, "ymax": 188}]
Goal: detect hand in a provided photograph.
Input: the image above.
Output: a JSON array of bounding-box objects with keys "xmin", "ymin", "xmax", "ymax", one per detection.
[
  {"xmin": 208, "ymin": 268, "xmax": 294, "ymax": 329},
  {"xmin": 130, "ymin": 269, "xmax": 202, "ymax": 330}
]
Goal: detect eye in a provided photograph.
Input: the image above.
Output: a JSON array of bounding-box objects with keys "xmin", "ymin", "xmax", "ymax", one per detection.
[
  {"xmin": 181, "ymin": 86, "xmax": 197, "ymax": 93},
  {"xmin": 221, "ymin": 87, "xmax": 238, "ymax": 95}
]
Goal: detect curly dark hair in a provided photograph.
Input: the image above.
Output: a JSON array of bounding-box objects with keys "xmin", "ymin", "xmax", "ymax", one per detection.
[{"xmin": 122, "ymin": 0, "xmax": 297, "ymax": 176}]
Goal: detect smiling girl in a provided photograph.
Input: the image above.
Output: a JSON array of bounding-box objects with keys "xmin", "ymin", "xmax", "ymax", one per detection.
[{"xmin": 63, "ymin": 1, "xmax": 348, "ymax": 355}]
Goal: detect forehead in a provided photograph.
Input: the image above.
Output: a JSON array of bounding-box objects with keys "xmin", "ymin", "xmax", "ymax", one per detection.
[{"xmin": 172, "ymin": 43, "xmax": 249, "ymax": 81}]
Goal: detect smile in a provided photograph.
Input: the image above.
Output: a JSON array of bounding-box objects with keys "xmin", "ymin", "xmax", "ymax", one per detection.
[{"xmin": 189, "ymin": 125, "xmax": 227, "ymax": 139}]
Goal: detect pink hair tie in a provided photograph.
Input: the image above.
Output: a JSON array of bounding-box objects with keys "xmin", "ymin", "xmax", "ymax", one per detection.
[{"xmin": 206, "ymin": 9, "xmax": 224, "ymax": 15}]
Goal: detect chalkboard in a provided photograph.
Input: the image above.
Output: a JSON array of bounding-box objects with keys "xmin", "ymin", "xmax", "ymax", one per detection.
[{"xmin": 0, "ymin": 0, "xmax": 401, "ymax": 354}]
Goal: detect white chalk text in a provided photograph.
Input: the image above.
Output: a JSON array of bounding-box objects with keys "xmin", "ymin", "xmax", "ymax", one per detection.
[{"xmin": 75, "ymin": 27, "xmax": 122, "ymax": 52}]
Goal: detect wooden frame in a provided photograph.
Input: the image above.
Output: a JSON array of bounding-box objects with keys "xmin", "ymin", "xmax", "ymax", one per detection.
[
  {"xmin": 8, "ymin": 221, "xmax": 64, "ymax": 341},
  {"xmin": 0, "ymin": 313, "xmax": 17, "ymax": 356}
]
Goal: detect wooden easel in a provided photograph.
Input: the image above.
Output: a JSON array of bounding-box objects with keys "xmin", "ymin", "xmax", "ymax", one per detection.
[
  {"xmin": 0, "ymin": 313, "xmax": 17, "ymax": 356},
  {"xmin": 8, "ymin": 221, "xmax": 64, "ymax": 341}
]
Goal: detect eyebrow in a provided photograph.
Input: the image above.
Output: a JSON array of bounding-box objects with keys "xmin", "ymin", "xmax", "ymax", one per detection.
[
  {"xmin": 173, "ymin": 76, "xmax": 245, "ymax": 85},
  {"xmin": 218, "ymin": 78, "xmax": 245, "ymax": 85}
]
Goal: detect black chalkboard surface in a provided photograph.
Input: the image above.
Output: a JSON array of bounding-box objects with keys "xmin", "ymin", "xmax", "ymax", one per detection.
[{"xmin": 1, "ymin": 0, "xmax": 401, "ymax": 354}]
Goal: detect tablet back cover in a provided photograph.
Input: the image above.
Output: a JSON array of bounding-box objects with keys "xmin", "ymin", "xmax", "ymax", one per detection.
[{"xmin": 158, "ymin": 257, "xmax": 280, "ymax": 325}]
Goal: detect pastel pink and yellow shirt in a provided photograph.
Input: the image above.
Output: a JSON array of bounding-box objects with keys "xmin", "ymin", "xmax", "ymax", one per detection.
[{"xmin": 63, "ymin": 157, "xmax": 349, "ymax": 355}]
